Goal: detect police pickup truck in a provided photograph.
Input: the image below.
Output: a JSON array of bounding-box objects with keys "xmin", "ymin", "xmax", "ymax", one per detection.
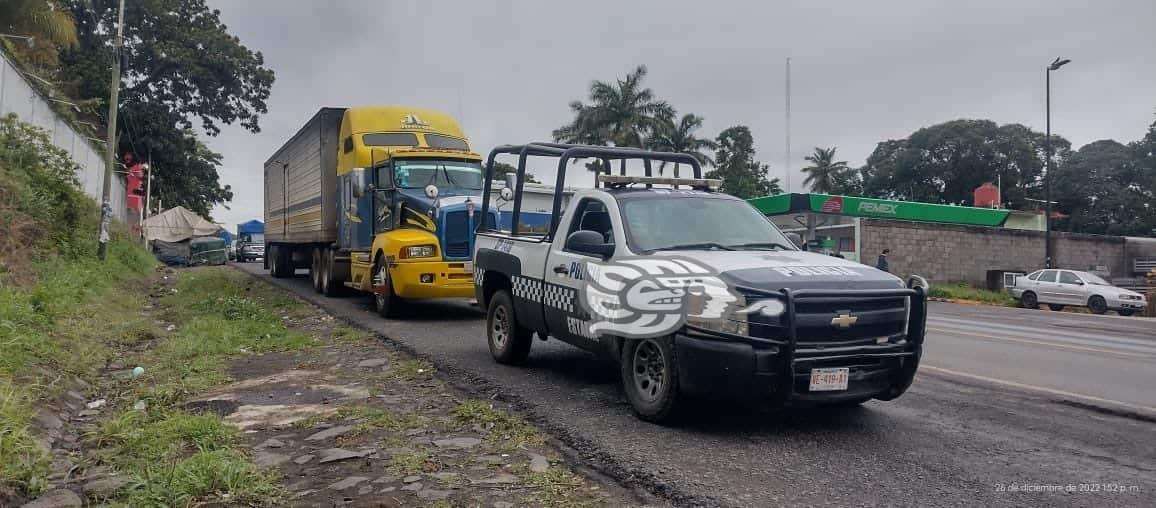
[{"xmin": 473, "ymin": 143, "xmax": 927, "ymax": 422}]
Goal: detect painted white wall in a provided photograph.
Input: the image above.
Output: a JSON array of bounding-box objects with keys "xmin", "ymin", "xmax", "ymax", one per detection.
[{"xmin": 0, "ymin": 52, "xmax": 126, "ymax": 221}]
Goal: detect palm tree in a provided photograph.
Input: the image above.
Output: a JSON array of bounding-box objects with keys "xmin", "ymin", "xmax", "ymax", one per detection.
[
  {"xmin": 552, "ymin": 65, "xmax": 673, "ymax": 175},
  {"xmin": 801, "ymin": 147, "xmax": 850, "ymax": 194},
  {"xmin": 647, "ymin": 113, "xmax": 717, "ymax": 177},
  {"xmin": 0, "ymin": 0, "xmax": 78, "ymax": 65}
]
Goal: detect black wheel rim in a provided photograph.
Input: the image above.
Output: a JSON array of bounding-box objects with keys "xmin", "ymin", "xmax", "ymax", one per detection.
[
  {"xmin": 1024, "ymin": 293, "xmax": 1036, "ymax": 307},
  {"xmin": 491, "ymin": 304, "xmax": 509, "ymax": 349},
  {"xmin": 631, "ymin": 340, "xmax": 667, "ymax": 403}
]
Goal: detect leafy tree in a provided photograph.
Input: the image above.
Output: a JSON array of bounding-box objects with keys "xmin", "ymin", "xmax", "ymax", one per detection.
[
  {"xmin": 552, "ymin": 65, "xmax": 673, "ymax": 175},
  {"xmin": 490, "ymin": 161, "xmax": 539, "ymax": 184},
  {"xmin": 0, "ymin": 0, "xmax": 78, "ymax": 66},
  {"xmin": 647, "ymin": 113, "xmax": 717, "ymax": 177},
  {"xmin": 1053, "ymin": 133, "xmax": 1155, "ymax": 236},
  {"xmin": 56, "ymin": 0, "xmax": 274, "ymax": 217},
  {"xmin": 801, "ymin": 147, "xmax": 850, "ymax": 194},
  {"xmin": 859, "ymin": 119, "xmax": 1066, "ymax": 209},
  {"xmin": 706, "ymin": 126, "xmax": 780, "ymax": 199}
]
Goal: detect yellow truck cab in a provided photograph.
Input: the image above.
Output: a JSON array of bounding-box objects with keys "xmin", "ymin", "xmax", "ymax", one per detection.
[{"xmin": 264, "ymin": 106, "xmax": 496, "ymax": 316}]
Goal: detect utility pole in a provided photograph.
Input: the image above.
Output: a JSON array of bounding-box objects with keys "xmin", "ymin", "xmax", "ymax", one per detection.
[
  {"xmin": 785, "ymin": 57, "xmax": 791, "ymax": 194},
  {"xmin": 97, "ymin": 0, "xmax": 127, "ymax": 260}
]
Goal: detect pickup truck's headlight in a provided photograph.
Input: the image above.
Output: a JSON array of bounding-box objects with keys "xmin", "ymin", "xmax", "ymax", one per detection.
[
  {"xmin": 686, "ymin": 315, "xmax": 749, "ymax": 337},
  {"xmin": 685, "ymin": 296, "xmax": 750, "ymax": 337},
  {"xmin": 400, "ymin": 245, "xmax": 437, "ymax": 259}
]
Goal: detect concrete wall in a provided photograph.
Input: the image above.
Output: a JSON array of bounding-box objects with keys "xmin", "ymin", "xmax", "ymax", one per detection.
[
  {"xmin": 0, "ymin": 52, "xmax": 126, "ymax": 221},
  {"xmin": 860, "ymin": 218, "xmax": 1141, "ymax": 285}
]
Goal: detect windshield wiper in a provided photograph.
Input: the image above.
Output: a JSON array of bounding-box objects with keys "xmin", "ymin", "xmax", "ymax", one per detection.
[
  {"xmin": 727, "ymin": 241, "xmax": 792, "ymax": 251},
  {"xmin": 652, "ymin": 242, "xmax": 736, "ymax": 251},
  {"xmin": 439, "ymin": 165, "xmax": 459, "ymax": 187}
]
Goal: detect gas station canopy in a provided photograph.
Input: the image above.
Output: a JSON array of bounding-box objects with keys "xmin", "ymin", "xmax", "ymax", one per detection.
[{"xmin": 748, "ymin": 193, "xmax": 1011, "ymax": 227}]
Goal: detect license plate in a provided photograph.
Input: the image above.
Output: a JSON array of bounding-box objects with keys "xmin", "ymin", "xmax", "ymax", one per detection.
[
  {"xmin": 809, "ymin": 367, "xmax": 849, "ymax": 391},
  {"xmin": 464, "ymin": 262, "xmax": 473, "ymax": 273}
]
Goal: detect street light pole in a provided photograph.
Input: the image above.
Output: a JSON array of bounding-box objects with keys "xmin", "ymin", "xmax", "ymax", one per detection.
[{"xmin": 1044, "ymin": 56, "xmax": 1070, "ymax": 269}]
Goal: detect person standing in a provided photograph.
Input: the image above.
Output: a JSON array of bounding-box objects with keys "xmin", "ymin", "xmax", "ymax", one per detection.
[{"xmin": 876, "ymin": 249, "xmax": 890, "ymax": 273}]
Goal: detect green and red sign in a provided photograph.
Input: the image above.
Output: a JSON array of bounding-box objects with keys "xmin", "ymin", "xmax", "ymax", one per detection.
[{"xmin": 748, "ymin": 193, "xmax": 1010, "ymax": 227}]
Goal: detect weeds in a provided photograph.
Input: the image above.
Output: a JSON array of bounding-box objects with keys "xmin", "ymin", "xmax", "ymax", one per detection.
[
  {"xmin": 528, "ymin": 468, "xmax": 592, "ymax": 508},
  {"xmin": 389, "ymin": 449, "xmax": 439, "ymax": 475},
  {"xmin": 453, "ymin": 400, "xmax": 544, "ymax": 450},
  {"xmin": 394, "ymin": 359, "xmax": 434, "ymax": 380},
  {"xmin": 929, "ymin": 282, "xmax": 1017, "ymax": 306},
  {"xmin": 94, "ymin": 410, "xmax": 278, "ymax": 505}
]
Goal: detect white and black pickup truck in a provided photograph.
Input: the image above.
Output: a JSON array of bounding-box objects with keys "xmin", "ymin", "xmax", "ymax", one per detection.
[{"xmin": 473, "ymin": 143, "xmax": 927, "ymax": 422}]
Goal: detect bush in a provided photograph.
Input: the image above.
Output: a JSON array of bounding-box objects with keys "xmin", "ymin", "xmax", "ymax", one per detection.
[{"xmin": 928, "ymin": 282, "xmax": 1017, "ymax": 306}]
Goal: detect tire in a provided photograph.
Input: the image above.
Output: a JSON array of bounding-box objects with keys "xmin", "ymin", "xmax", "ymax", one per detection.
[
  {"xmin": 621, "ymin": 337, "xmax": 682, "ymax": 424},
  {"xmin": 1020, "ymin": 291, "xmax": 1038, "ymax": 309},
  {"xmin": 269, "ymin": 245, "xmax": 286, "ymax": 278},
  {"xmin": 372, "ymin": 257, "xmax": 402, "ymax": 318},
  {"xmin": 310, "ymin": 247, "xmax": 323, "ymax": 293},
  {"xmin": 1088, "ymin": 295, "xmax": 1108, "ymax": 315},
  {"xmin": 486, "ymin": 290, "xmax": 532, "ymax": 365},
  {"xmin": 1047, "ymin": 304, "xmax": 1064, "ymax": 311},
  {"xmin": 321, "ymin": 248, "xmax": 343, "ymax": 297},
  {"xmin": 1117, "ymin": 309, "xmax": 1135, "ymax": 317}
]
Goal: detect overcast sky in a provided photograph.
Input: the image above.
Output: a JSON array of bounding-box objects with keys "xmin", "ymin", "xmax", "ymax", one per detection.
[{"xmin": 205, "ymin": 0, "xmax": 1156, "ymax": 231}]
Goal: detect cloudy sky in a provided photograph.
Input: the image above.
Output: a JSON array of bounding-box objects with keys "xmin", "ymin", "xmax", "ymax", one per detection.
[{"xmin": 205, "ymin": 0, "xmax": 1156, "ymax": 231}]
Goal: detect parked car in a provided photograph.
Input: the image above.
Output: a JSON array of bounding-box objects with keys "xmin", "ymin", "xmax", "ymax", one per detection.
[{"xmin": 1009, "ymin": 269, "xmax": 1147, "ymax": 316}]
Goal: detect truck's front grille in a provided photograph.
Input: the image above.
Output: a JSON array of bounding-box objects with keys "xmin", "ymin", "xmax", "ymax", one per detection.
[
  {"xmin": 744, "ymin": 293, "xmax": 908, "ymax": 344},
  {"xmin": 442, "ymin": 211, "xmax": 471, "ymax": 260}
]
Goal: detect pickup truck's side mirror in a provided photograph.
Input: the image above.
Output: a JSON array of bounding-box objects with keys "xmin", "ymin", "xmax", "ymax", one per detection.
[{"xmin": 565, "ymin": 230, "xmax": 614, "ymax": 258}]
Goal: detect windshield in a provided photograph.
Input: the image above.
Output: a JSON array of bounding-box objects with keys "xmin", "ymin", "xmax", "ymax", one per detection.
[
  {"xmin": 620, "ymin": 196, "xmax": 796, "ymax": 252},
  {"xmin": 393, "ymin": 160, "xmax": 483, "ymax": 190},
  {"xmin": 239, "ymin": 232, "xmax": 264, "ymax": 243},
  {"xmin": 1080, "ymin": 272, "xmax": 1111, "ymax": 285}
]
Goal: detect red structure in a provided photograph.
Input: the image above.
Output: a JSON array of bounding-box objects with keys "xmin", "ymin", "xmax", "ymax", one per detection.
[
  {"xmin": 124, "ymin": 152, "xmax": 144, "ymax": 212},
  {"xmin": 973, "ymin": 182, "xmax": 1000, "ymax": 208}
]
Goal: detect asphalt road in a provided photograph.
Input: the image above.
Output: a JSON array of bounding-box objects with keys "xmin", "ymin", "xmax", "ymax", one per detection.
[{"xmin": 236, "ymin": 263, "xmax": 1154, "ymax": 507}]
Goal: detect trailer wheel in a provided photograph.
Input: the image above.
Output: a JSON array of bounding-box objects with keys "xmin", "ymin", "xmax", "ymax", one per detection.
[
  {"xmin": 269, "ymin": 245, "xmax": 290, "ymax": 278},
  {"xmin": 310, "ymin": 247, "xmax": 323, "ymax": 293},
  {"xmin": 373, "ymin": 257, "xmax": 402, "ymax": 318},
  {"xmin": 621, "ymin": 337, "xmax": 682, "ymax": 424}
]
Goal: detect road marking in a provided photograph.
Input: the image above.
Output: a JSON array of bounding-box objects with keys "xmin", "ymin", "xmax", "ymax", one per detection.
[
  {"xmin": 926, "ymin": 326, "xmax": 1152, "ymax": 359},
  {"xmin": 920, "ymin": 364, "xmax": 1156, "ymax": 416}
]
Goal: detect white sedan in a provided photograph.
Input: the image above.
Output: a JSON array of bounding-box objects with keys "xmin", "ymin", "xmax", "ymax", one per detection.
[{"xmin": 1009, "ymin": 269, "xmax": 1147, "ymax": 316}]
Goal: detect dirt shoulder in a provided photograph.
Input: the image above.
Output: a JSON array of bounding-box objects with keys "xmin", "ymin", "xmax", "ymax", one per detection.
[{"xmin": 17, "ymin": 266, "xmax": 645, "ymax": 507}]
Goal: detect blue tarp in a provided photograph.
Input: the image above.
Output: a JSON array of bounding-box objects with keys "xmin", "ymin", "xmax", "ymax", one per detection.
[
  {"xmin": 218, "ymin": 230, "xmax": 233, "ymax": 244},
  {"xmin": 237, "ymin": 220, "xmax": 264, "ymax": 234}
]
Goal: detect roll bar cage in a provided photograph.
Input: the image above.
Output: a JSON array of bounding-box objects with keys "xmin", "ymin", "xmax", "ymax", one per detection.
[{"xmin": 478, "ymin": 142, "xmax": 704, "ymax": 238}]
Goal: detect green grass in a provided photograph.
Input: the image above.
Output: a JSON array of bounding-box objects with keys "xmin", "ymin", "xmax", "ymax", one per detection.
[
  {"xmin": 137, "ymin": 269, "xmax": 313, "ymax": 404},
  {"xmin": 0, "ymin": 238, "xmax": 155, "ymax": 497},
  {"xmin": 94, "ymin": 410, "xmax": 279, "ymax": 505},
  {"xmin": 78, "ymin": 267, "xmax": 320, "ymax": 504},
  {"xmin": 393, "ymin": 359, "xmax": 435, "ymax": 381},
  {"xmin": 528, "ymin": 468, "xmax": 592, "ymax": 508},
  {"xmin": 453, "ymin": 400, "xmax": 544, "ymax": 450},
  {"xmin": 928, "ymin": 282, "xmax": 1018, "ymax": 306},
  {"xmin": 389, "ymin": 449, "xmax": 439, "ymax": 475}
]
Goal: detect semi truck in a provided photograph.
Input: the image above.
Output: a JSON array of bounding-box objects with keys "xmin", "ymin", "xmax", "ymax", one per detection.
[{"xmin": 264, "ymin": 106, "xmax": 496, "ymax": 316}]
